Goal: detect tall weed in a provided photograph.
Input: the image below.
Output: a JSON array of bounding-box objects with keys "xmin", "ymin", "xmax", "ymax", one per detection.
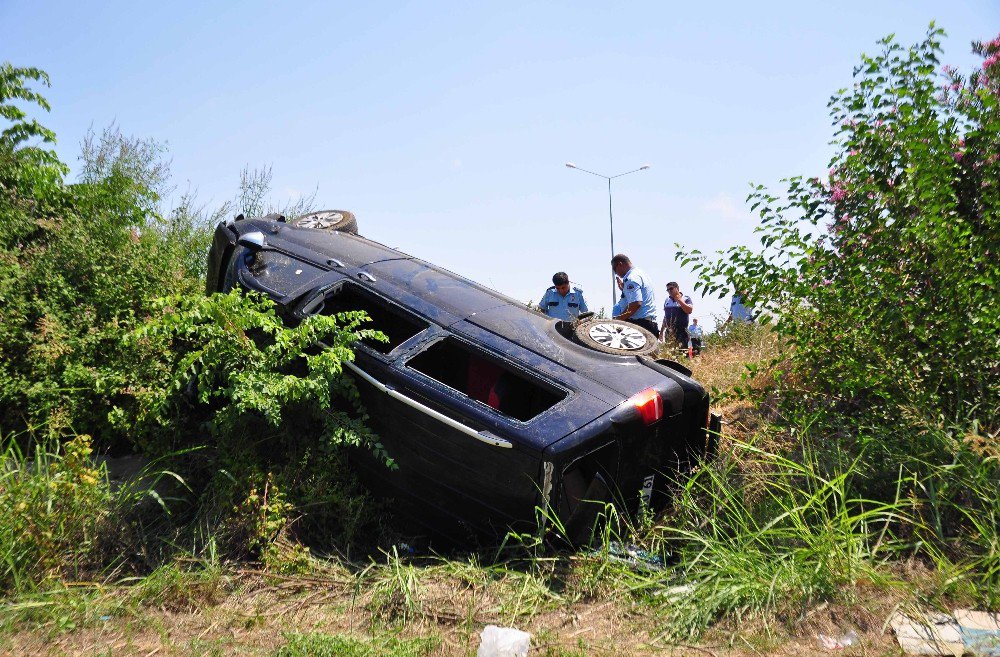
[
  {"xmin": 657, "ymin": 435, "xmax": 910, "ymax": 638},
  {"xmin": 0, "ymin": 433, "xmax": 110, "ymax": 593}
]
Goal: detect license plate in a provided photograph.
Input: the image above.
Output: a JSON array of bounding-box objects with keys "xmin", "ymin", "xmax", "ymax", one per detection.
[{"xmin": 640, "ymin": 474, "xmax": 655, "ymax": 506}]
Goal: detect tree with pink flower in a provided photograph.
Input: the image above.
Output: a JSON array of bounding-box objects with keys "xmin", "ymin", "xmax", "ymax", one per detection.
[{"xmin": 679, "ymin": 24, "xmax": 998, "ymax": 462}]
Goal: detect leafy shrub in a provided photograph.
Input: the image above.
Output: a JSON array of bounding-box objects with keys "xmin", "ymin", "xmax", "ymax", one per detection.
[
  {"xmin": 675, "ymin": 28, "xmax": 1000, "ymax": 614},
  {"xmin": 0, "ymin": 64, "xmax": 214, "ymax": 441},
  {"xmin": 118, "ymin": 289, "xmax": 391, "ymax": 557},
  {"xmin": 1, "ymin": 62, "xmax": 386, "ymax": 565},
  {"xmin": 681, "ymin": 27, "xmax": 999, "ymax": 436}
]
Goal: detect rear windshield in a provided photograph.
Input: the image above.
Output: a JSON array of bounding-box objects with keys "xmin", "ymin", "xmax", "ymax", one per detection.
[
  {"xmin": 406, "ymin": 339, "xmax": 564, "ymax": 422},
  {"xmin": 320, "ymin": 283, "xmax": 428, "ymax": 354}
]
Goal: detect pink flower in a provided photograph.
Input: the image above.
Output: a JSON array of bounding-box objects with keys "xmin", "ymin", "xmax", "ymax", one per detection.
[
  {"xmin": 951, "ymin": 81, "xmax": 961, "ymax": 91},
  {"xmin": 954, "ymin": 151, "xmax": 964, "ymax": 162},
  {"xmin": 831, "ymin": 183, "xmax": 847, "ymax": 202},
  {"xmin": 849, "ymin": 150, "xmax": 859, "ymax": 156},
  {"xmin": 875, "ymin": 119, "xmax": 883, "ymax": 127},
  {"xmin": 822, "ymin": 279, "xmax": 832, "ymax": 286},
  {"xmin": 985, "ymin": 53, "xmax": 1000, "ymax": 69}
]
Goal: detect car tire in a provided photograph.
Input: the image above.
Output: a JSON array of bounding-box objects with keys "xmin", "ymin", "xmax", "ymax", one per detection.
[
  {"xmin": 573, "ymin": 319, "xmax": 659, "ymax": 356},
  {"xmin": 290, "ymin": 209, "xmax": 358, "ymax": 234}
]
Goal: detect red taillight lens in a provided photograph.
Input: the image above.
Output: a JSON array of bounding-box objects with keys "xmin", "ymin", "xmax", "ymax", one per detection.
[{"xmin": 630, "ymin": 387, "xmax": 663, "ymax": 425}]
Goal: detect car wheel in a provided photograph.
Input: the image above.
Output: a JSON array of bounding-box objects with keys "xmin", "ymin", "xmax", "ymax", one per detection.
[
  {"xmin": 573, "ymin": 319, "xmax": 658, "ymax": 356},
  {"xmin": 290, "ymin": 209, "xmax": 358, "ymax": 234}
]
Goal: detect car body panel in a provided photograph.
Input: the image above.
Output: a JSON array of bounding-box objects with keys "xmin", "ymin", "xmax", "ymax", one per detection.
[{"xmin": 206, "ymin": 217, "xmax": 715, "ymax": 542}]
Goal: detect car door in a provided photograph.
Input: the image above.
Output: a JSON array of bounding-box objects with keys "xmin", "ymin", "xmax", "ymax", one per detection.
[
  {"xmin": 307, "ymin": 279, "xmax": 542, "ymax": 536},
  {"xmin": 379, "ymin": 333, "xmax": 566, "ymax": 536}
]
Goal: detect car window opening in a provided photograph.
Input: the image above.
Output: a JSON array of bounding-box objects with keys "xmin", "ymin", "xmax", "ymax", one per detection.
[
  {"xmin": 407, "ymin": 339, "xmax": 564, "ymax": 422},
  {"xmin": 321, "ymin": 283, "xmax": 428, "ymax": 354}
]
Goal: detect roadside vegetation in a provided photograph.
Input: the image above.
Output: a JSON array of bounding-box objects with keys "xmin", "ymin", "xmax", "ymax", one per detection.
[{"xmin": 1, "ymin": 26, "xmax": 998, "ymax": 655}]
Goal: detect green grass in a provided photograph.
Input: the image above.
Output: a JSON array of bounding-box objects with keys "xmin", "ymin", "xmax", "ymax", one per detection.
[
  {"xmin": 2, "ymin": 340, "xmax": 998, "ymax": 652},
  {"xmin": 650, "ymin": 435, "xmax": 912, "ymax": 639},
  {"xmin": 273, "ymin": 631, "xmax": 440, "ymax": 657}
]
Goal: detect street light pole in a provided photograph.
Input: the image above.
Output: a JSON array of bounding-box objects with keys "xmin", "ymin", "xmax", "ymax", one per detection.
[{"xmin": 565, "ymin": 162, "xmax": 651, "ymax": 310}]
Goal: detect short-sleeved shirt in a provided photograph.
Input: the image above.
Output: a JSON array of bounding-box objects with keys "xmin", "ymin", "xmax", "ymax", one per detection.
[
  {"xmin": 621, "ymin": 267, "xmax": 657, "ymax": 322},
  {"xmin": 663, "ymin": 294, "xmax": 693, "ymax": 336},
  {"xmin": 688, "ymin": 324, "xmax": 704, "ymax": 339},
  {"xmin": 539, "ymin": 286, "xmax": 588, "ymax": 320},
  {"xmin": 730, "ymin": 294, "xmax": 754, "ymax": 322},
  {"xmin": 612, "ymin": 294, "xmax": 627, "ymax": 318}
]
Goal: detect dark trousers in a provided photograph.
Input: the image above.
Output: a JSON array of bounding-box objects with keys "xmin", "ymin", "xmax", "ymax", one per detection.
[
  {"xmin": 664, "ymin": 324, "xmax": 689, "ymax": 349},
  {"xmin": 627, "ymin": 317, "xmax": 659, "ymax": 336},
  {"xmin": 691, "ymin": 338, "xmax": 702, "ymax": 355}
]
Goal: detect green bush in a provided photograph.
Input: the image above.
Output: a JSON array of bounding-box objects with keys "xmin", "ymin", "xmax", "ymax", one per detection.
[
  {"xmin": 121, "ymin": 290, "xmax": 391, "ymax": 557},
  {"xmin": 0, "ymin": 62, "xmax": 387, "ymax": 566},
  {"xmin": 674, "ymin": 28, "xmax": 1000, "ymax": 617},
  {"xmin": 0, "ymin": 64, "xmax": 213, "ymax": 442},
  {"xmin": 681, "ymin": 27, "xmax": 999, "ymax": 435}
]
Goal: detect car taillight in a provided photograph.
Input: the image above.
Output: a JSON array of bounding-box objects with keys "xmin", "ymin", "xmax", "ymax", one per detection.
[{"xmin": 629, "ymin": 387, "xmax": 663, "ymax": 425}]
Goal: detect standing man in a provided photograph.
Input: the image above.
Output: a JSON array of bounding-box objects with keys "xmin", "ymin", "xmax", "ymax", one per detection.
[
  {"xmin": 726, "ymin": 290, "xmax": 755, "ymax": 325},
  {"xmin": 660, "ymin": 281, "xmax": 694, "ymax": 348},
  {"xmin": 539, "ymin": 272, "xmax": 589, "ymax": 320},
  {"xmin": 688, "ymin": 318, "xmax": 704, "ymax": 355},
  {"xmin": 610, "ymin": 254, "xmax": 658, "ymax": 335}
]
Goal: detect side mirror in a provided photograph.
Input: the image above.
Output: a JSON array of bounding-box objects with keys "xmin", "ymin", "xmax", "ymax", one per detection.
[{"xmin": 237, "ymin": 231, "xmax": 266, "ymax": 250}]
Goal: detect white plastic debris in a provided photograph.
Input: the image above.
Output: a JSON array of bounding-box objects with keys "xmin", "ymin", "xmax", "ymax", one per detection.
[
  {"xmin": 477, "ymin": 625, "xmax": 532, "ymax": 657},
  {"xmin": 817, "ymin": 630, "xmax": 858, "ymax": 649},
  {"xmin": 955, "ymin": 609, "xmax": 1000, "ymax": 656},
  {"xmin": 890, "ymin": 611, "xmax": 964, "ymax": 656},
  {"xmin": 654, "ymin": 584, "xmax": 695, "ymax": 602}
]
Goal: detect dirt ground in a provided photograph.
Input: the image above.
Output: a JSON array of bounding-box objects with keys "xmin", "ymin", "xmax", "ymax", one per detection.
[{"xmin": 3, "ymin": 574, "xmax": 903, "ymax": 657}]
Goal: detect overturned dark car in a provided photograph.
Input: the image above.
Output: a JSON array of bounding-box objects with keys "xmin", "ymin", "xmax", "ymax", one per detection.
[{"xmin": 207, "ymin": 210, "xmax": 720, "ymax": 543}]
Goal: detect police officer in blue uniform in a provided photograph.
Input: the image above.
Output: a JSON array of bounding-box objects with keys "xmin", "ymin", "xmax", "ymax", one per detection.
[
  {"xmin": 610, "ymin": 254, "xmax": 658, "ymax": 335},
  {"xmin": 539, "ymin": 271, "xmax": 589, "ymax": 320}
]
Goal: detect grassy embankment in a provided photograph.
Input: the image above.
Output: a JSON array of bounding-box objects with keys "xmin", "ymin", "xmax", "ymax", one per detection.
[{"xmin": 0, "ymin": 325, "xmax": 964, "ymax": 657}]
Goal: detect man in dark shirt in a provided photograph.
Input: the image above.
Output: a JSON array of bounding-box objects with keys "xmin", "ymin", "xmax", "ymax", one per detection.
[{"xmin": 660, "ymin": 281, "xmax": 693, "ymax": 348}]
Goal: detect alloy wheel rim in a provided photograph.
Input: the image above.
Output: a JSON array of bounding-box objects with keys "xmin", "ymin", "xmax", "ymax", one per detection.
[
  {"xmin": 298, "ymin": 212, "xmax": 343, "ymax": 229},
  {"xmin": 587, "ymin": 322, "xmax": 648, "ymax": 351}
]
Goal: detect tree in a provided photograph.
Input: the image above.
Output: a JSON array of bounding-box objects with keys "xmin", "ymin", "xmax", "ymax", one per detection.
[{"xmin": 680, "ymin": 27, "xmax": 999, "ymax": 435}]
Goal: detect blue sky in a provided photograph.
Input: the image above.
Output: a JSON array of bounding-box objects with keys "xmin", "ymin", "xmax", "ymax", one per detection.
[{"xmin": 4, "ymin": 1, "xmax": 997, "ymax": 327}]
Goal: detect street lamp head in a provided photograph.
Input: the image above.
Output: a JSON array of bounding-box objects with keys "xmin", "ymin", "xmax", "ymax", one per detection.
[{"xmin": 565, "ymin": 162, "xmax": 577, "ymax": 169}]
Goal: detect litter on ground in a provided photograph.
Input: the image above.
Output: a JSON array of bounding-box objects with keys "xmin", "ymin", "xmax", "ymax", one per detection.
[{"xmin": 890, "ymin": 608, "xmax": 1000, "ymax": 656}]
